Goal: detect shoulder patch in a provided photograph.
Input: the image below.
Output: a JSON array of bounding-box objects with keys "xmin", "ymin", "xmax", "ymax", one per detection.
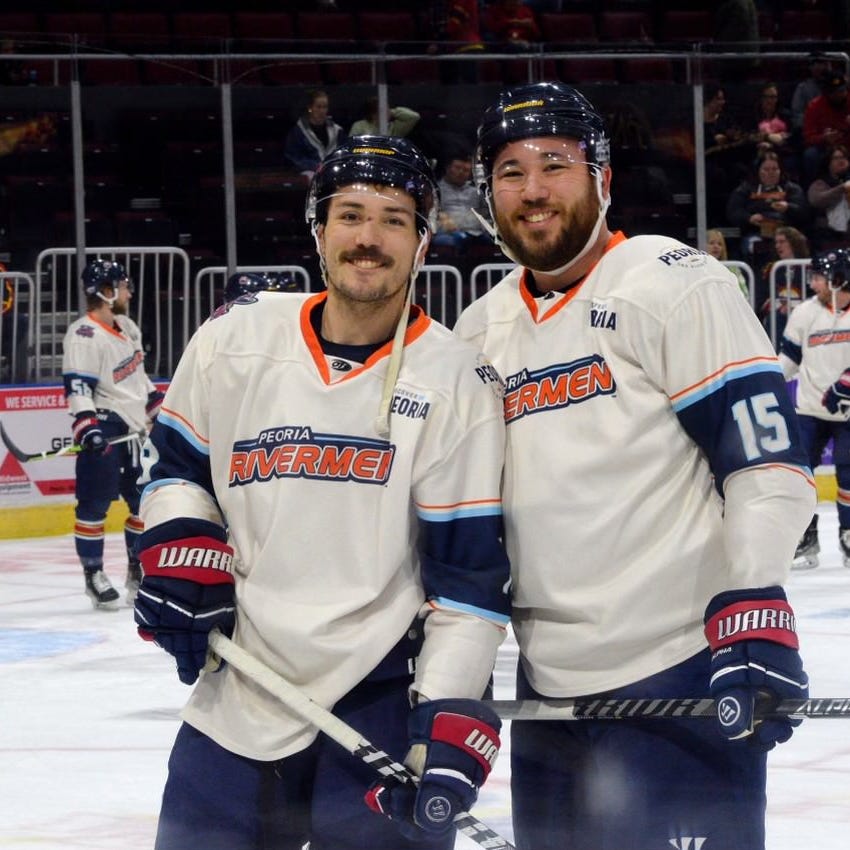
[
  {"xmin": 656, "ymin": 245, "xmax": 709, "ymax": 270},
  {"xmin": 75, "ymin": 324, "xmax": 95, "ymax": 338}
]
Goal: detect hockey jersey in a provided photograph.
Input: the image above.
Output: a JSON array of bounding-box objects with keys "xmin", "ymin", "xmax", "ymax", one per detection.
[
  {"xmin": 454, "ymin": 233, "xmax": 815, "ymax": 698},
  {"xmin": 62, "ymin": 312, "xmax": 155, "ymax": 433},
  {"xmin": 779, "ymin": 294, "xmax": 850, "ymax": 420},
  {"xmin": 140, "ymin": 291, "xmax": 510, "ymax": 760}
]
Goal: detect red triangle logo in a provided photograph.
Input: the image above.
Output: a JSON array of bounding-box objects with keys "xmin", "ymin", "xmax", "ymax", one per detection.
[{"xmin": 0, "ymin": 450, "xmax": 30, "ymax": 484}]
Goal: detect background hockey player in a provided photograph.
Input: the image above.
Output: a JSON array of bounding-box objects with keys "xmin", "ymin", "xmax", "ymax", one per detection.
[
  {"xmin": 133, "ymin": 136, "xmax": 510, "ymax": 850},
  {"xmin": 62, "ymin": 259, "xmax": 163, "ymax": 609},
  {"xmin": 780, "ymin": 247, "xmax": 850, "ymax": 568},
  {"xmin": 222, "ymin": 269, "xmax": 300, "ymax": 306},
  {"xmin": 454, "ymin": 82, "xmax": 815, "ymax": 850}
]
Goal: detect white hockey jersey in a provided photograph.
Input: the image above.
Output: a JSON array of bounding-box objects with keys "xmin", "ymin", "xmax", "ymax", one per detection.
[
  {"xmin": 62, "ymin": 312, "xmax": 155, "ymax": 433},
  {"xmin": 779, "ymin": 294, "xmax": 850, "ymax": 421},
  {"xmin": 454, "ymin": 233, "xmax": 815, "ymax": 698},
  {"xmin": 140, "ymin": 291, "xmax": 510, "ymax": 760}
]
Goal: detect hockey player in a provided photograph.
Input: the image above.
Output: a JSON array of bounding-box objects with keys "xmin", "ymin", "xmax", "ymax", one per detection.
[
  {"xmin": 62, "ymin": 259, "xmax": 163, "ymax": 609},
  {"xmin": 223, "ymin": 269, "xmax": 300, "ymax": 304},
  {"xmin": 780, "ymin": 247, "xmax": 850, "ymax": 568},
  {"xmin": 133, "ymin": 136, "xmax": 510, "ymax": 850},
  {"xmin": 454, "ymin": 82, "xmax": 815, "ymax": 850}
]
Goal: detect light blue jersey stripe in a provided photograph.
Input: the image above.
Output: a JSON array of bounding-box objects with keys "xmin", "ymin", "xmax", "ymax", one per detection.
[
  {"xmin": 431, "ymin": 596, "xmax": 510, "ymax": 626},
  {"xmin": 672, "ymin": 360, "xmax": 783, "ymax": 412}
]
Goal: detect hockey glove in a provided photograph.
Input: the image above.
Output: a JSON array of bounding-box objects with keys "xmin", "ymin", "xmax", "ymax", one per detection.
[
  {"xmin": 72, "ymin": 413, "xmax": 106, "ymax": 453},
  {"xmin": 704, "ymin": 585, "xmax": 808, "ymax": 751},
  {"xmin": 822, "ymin": 368, "xmax": 850, "ymax": 415},
  {"xmin": 134, "ymin": 527, "xmax": 236, "ymax": 685},
  {"xmin": 146, "ymin": 390, "xmax": 165, "ymax": 423},
  {"xmin": 365, "ymin": 698, "xmax": 501, "ymax": 839}
]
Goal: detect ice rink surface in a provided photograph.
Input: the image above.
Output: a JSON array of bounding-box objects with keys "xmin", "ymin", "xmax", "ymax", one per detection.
[{"xmin": 1, "ymin": 503, "xmax": 848, "ymax": 850}]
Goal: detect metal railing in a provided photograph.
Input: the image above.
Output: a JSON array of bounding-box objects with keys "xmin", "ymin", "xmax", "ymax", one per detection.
[{"xmin": 33, "ymin": 246, "xmax": 191, "ymax": 381}]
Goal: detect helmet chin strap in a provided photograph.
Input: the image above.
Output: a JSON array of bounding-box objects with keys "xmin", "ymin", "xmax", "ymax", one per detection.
[
  {"xmin": 374, "ymin": 229, "xmax": 430, "ymax": 437},
  {"xmin": 310, "ymin": 219, "xmax": 429, "ymax": 438},
  {"xmin": 480, "ymin": 167, "xmax": 610, "ymax": 280},
  {"xmin": 95, "ymin": 290, "xmax": 117, "ymax": 308}
]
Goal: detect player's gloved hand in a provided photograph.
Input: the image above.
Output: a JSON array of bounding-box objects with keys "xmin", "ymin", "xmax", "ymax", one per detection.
[
  {"xmin": 822, "ymin": 368, "xmax": 850, "ymax": 414},
  {"xmin": 365, "ymin": 698, "xmax": 501, "ymax": 839},
  {"xmin": 146, "ymin": 390, "xmax": 165, "ymax": 422},
  {"xmin": 72, "ymin": 413, "xmax": 106, "ymax": 453},
  {"xmin": 134, "ymin": 522, "xmax": 236, "ymax": 685},
  {"xmin": 704, "ymin": 585, "xmax": 808, "ymax": 751}
]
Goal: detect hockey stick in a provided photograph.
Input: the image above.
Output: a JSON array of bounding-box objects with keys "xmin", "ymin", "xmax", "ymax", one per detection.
[
  {"xmin": 485, "ymin": 696, "xmax": 850, "ymax": 722},
  {"xmin": 0, "ymin": 419, "xmax": 141, "ymax": 462},
  {"xmin": 207, "ymin": 629, "xmax": 515, "ymax": 850}
]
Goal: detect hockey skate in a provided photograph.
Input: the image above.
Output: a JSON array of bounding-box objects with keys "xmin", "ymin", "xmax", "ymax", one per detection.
[
  {"xmin": 840, "ymin": 527, "xmax": 850, "ymax": 569},
  {"xmin": 125, "ymin": 561, "xmax": 141, "ymax": 606},
  {"xmin": 84, "ymin": 569, "xmax": 120, "ymax": 610},
  {"xmin": 792, "ymin": 515, "xmax": 819, "ymax": 570}
]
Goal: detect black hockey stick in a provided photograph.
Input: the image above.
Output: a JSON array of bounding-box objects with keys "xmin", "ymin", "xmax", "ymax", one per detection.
[
  {"xmin": 0, "ymin": 419, "xmax": 141, "ymax": 462},
  {"xmin": 207, "ymin": 630, "xmax": 515, "ymax": 850},
  {"xmin": 486, "ymin": 696, "xmax": 850, "ymax": 722}
]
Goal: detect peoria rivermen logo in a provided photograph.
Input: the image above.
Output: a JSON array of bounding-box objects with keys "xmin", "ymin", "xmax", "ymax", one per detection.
[
  {"xmin": 229, "ymin": 425, "xmax": 395, "ymax": 487},
  {"xmin": 503, "ymin": 355, "xmax": 615, "ymax": 423}
]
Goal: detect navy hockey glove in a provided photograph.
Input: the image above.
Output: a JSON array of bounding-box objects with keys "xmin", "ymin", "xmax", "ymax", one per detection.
[
  {"xmin": 146, "ymin": 390, "xmax": 165, "ymax": 422},
  {"xmin": 365, "ymin": 698, "xmax": 501, "ymax": 839},
  {"xmin": 822, "ymin": 368, "xmax": 850, "ymax": 414},
  {"xmin": 72, "ymin": 413, "xmax": 106, "ymax": 453},
  {"xmin": 134, "ymin": 529, "xmax": 236, "ymax": 685},
  {"xmin": 704, "ymin": 585, "xmax": 808, "ymax": 751}
]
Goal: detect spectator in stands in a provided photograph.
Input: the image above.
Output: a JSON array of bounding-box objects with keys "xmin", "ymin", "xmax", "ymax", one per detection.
[
  {"xmin": 431, "ymin": 152, "xmax": 491, "ymax": 253},
  {"xmin": 349, "ymin": 97, "xmax": 420, "ymax": 139},
  {"xmin": 482, "ymin": 0, "xmax": 541, "ymax": 49},
  {"xmin": 428, "ymin": 0, "xmax": 485, "ymax": 84},
  {"xmin": 759, "ymin": 225, "xmax": 811, "ymax": 349},
  {"xmin": 725, "ymin": 150, "xmax": 809, "ymax": 270},
  {"xmin": 705, "ymin": 228, "xmax": 749, "ymax": 300},
  {"xmin": 802, "ymin": 72, "xmax": 850, "ymax": 187},
  {"xmin": 283, "ymin": 89, "xmax": 345, "ymax": 182},
  {"xmin": 807, "ymin": 144, "xmax": 850, "ymax": 249},
  {"xmin": 751, "ymin": 82, "xmax": 795, "ymax": 168},
  {"xmin": 704, "ymin": 83, "xmax": 750, "ymax": 221},
  {"xmin": 791, "ymin": 52, "xmax": 831, "ymax": 139}
]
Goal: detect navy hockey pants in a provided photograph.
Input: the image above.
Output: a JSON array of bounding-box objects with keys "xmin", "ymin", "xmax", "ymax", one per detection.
[
  {"xmin": 796, "ymin": 413, "xmax": 850, "ymax": 528},
  {"xmin": 155, "ymin": 675, "xmax": 456, "ymax": 850},
  {"xmin": 511, "ymin": 649, "xmax": 768, "ymax": 850}
]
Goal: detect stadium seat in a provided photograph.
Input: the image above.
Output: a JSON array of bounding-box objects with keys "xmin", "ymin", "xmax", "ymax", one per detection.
[
  {"xmin": 357, "ymin": 11, "xmax": 418, "ymax": 45},
  {"xmin": 385, "ymin": 59, "xmax": 441, "ymax": 86},
  {"xmin": 108, "ymin": 13, "xmax": 170, "ymax": 51},
  {"xmin": 262, "ymin": 61, "xmax": 324, "ymax": 86},
  {"xmin": 43, "ymin": 13, "xmax": 107, "ymax": 45},
  {"xmin": 0, "ymin": 13, "xmax": 40, "ymax": 35},
  {"xmin": 777, "ymin": 10, "xmax": 832, "ymax": 41},
  {"xmin": 539, "ymin": 13, "xmax": 598, "ymax": 44},
  {"xmin": 232, "ymin": 12, "xmax": 295, "ymax": 44},
  {"xmin": 619, "ymin": 57, "xmax": 675, "ymax": 84},
  {"xmin": 115, "ymin": 211, "xmax": 178, "ymax": 247},
  {"xmin": 82, "ymin": 59, "xmax": 141, "ymax": 87},
  {"xmin": 598, "ymin": 11, "xmax": 653, "ymax": 43},
  {"xmin": 559, "ymin": 58, "xmax": 618, "ymax": 85},
  {"xmin": 660, "ymin": 10, "xmax": 713, "ymax": 44},
  {"xmin": 295, "ymin": 12, "xmax": 357, "ymax": 44},
  {"xmin": 171, "ymin": 13, "xmax": 232, "ymax": 48}
]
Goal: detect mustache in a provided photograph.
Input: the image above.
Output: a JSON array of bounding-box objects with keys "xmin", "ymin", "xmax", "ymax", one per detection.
[{"xmin": 340, "ymin": 249, "xmax": 392, "ymax": 265}]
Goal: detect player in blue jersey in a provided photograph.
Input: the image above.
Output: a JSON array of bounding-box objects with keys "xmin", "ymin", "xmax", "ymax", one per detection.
[
  {"xmin": 133, "ymin": 137, "xmax": 511, "ymax": 850},
  {"xmin": 455, "ymin": 82, "xmax": 815, "ymax": 850}
]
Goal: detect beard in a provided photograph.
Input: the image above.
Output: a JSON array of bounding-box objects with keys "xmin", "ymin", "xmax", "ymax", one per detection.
[
  {"xmin": 112, "ymin": 300, "xmax": 128, "ymax": 315},
  {"xmin": 494, "ymin": 180, "xmax": 601, "ymax": 272}
]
